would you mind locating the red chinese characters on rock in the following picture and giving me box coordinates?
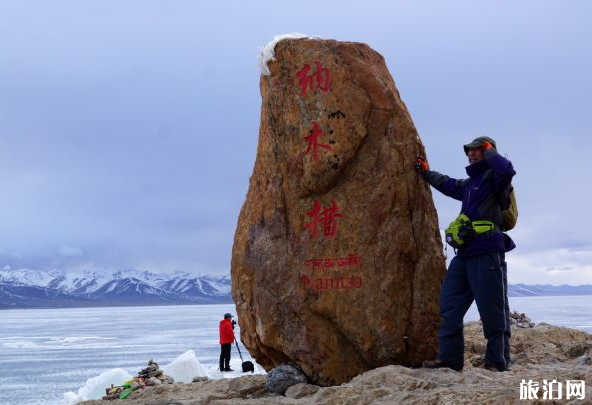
[305,200,343,239]
[296,60,354,293]
[296,61,332,96]
[304,122,332,161]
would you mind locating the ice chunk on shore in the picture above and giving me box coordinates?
[63,368,132,404]
[61,350,260,404]
[163,349,207,383]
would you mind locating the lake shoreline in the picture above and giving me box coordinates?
[77,322,592,405]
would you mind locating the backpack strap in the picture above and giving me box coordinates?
[483,168,512,209]
[477,168,503,228]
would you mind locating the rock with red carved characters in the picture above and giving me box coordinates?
[231,37,446,386]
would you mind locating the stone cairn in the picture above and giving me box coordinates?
[477,311,535,329]
[139,359,175,385]
[102,359,174,400]
[510,311,535,328]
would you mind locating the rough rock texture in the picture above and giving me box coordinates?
[79,323,592,405]
[285,383,321,399]
[230,38,446,386]
[265,364,308,394]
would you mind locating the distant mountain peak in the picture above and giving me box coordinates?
[0,268,233,309]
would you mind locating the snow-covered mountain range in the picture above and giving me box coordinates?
[507,283,592,297]
[0,268,232,309]
[1,268,591,309]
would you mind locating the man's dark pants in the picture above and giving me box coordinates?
[220,343,231,371]
[437,252,511,371]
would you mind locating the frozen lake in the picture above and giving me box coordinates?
[0,304,252,405]
[1,297,591,405]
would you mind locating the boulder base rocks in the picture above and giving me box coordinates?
[265,363,308,395]
[285,383,321,399]
[231,38,446,385]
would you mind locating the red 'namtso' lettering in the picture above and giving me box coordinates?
[303,254,362,269]
[301,276,363,291]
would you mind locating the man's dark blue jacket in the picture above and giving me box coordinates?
[423,149,516,257]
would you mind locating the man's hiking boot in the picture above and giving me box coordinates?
[422,359,463,372]
[484,363,510,372]
[223,368,234,372]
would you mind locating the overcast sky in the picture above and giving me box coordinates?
[1,1,591,284]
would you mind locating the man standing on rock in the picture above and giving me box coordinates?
[415,137,516,372]
[219,313,235,372]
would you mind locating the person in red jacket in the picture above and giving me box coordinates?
[219,313,235,371]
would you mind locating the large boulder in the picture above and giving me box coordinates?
[231,37,446,386]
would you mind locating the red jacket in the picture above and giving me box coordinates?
[219,319,235,344]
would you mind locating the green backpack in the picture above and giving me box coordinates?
[445,214,495,249]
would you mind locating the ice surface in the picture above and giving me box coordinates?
[2,336,115,349]
[2,304,261,405]
[205,357,266,379]
[62,368,132,404]
[257,33,311,75]
[162,349,208,383]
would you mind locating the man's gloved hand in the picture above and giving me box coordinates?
[415,156,429,173]
[481,140,494,151]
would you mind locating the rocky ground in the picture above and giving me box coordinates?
[79,322,592,405]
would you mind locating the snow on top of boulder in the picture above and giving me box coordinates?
[257,33,312,75]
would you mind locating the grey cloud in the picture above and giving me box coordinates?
[58,245,83,257]
[545,266,573,273]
